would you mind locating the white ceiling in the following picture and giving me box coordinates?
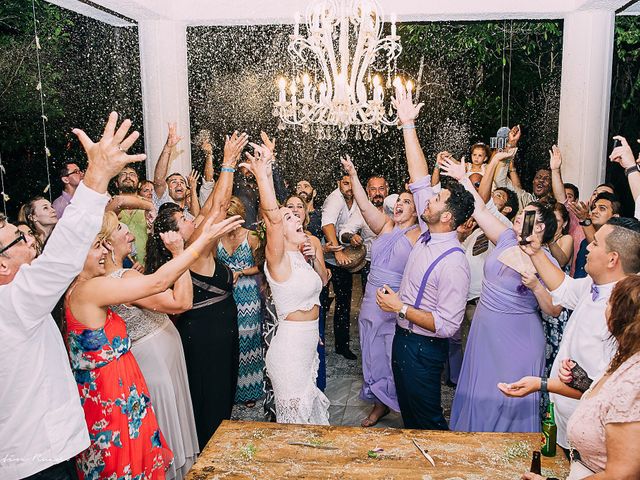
[47,0,639,26]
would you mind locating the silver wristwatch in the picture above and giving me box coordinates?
[398,304,409,319]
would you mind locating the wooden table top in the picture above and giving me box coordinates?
[186,420,570,479]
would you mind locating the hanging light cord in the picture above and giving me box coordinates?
[506,20,514,127]
[500,20,507,127]
[31,0,53,202]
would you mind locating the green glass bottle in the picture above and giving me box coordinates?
[541,402,557,457]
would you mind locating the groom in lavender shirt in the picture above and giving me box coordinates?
[376,87,474,429]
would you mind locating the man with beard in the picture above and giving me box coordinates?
[52,162,84,218]
[339,174,389,290]
[375,86,474,430]
[322,174,360,360]
[151,122,197,220]
[109,166,153,266]
[296,179,322,239]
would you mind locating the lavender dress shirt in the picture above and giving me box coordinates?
[397,175,470,338]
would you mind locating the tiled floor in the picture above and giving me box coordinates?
[232,277,454,428]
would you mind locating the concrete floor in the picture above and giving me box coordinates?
[231,276,455,428]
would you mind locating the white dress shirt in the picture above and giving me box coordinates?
[548,276,618,448]
[462,200,512,301]
[321,188,358,266]
[0,182,108,479]
[152,189,194,221]
[338,207,377,262]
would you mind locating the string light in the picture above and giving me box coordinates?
[31,0,53,201]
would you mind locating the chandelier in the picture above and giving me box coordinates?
[273,0,409,141]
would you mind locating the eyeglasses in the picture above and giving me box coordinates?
[0,230,27,256]
[64,169,83,177]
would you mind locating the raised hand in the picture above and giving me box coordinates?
[609,135,637,169]
[549,145,562,171]
[201,139,213,156]
[166,122,182,148]
[493,147,518,163]
[435,151,452,167]
[440,156,466,181]
[200,215,244,242]
[223,131,249,166]
[391,85,424,126]
[160,230,185,256]
[350,234,363,247]
[518,228,543,257]
[240,142,274,178]
[73,111,146,194]
[340,155,357,177]
[260,131,276,155]
[188,169,201,191]
[566,200,590,222]
[508,124,521,146]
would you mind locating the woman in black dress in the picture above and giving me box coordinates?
[146,131,248,449]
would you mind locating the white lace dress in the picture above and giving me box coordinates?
[264,252,330,425]
[110,269,199,480]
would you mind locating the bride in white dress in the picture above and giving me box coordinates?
[241,137,330,425]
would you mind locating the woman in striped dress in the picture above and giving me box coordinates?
[217,196,264,406]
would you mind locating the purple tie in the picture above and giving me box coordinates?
[419,230,432,245]
[590,284,599,301]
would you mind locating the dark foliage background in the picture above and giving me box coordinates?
[1,0,639,216]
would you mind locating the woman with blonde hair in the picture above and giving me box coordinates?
[18,196,58,252]
[102,211,199,480]
[217,195,264,407]
[65,210,242,479]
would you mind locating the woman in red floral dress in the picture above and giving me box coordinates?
[65,212,243,479]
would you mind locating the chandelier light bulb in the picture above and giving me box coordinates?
[406,79,414,96]
[373,74,381,87]
[302,73,311,86]
[392,76,403,90]
[391,13,397,37]
[290,80,297,96]
[278,77,287,103]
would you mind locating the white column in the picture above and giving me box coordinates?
[557,10,615,199]
[138,20,192,180]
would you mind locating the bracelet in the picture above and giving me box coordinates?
[221,166,235,173]
[402,124,416,130]
[186,248,200,260]
[540,377,548,394]
[625,164,640,177]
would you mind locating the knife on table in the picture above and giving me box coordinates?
[412,438,436,467]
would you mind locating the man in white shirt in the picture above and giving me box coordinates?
[0,112,146,480]
[499,216,640,454]
[322,175,359,360]
[151,122,196,220]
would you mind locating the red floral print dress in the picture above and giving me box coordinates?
[65,307,173,479]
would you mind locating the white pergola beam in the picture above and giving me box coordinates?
[557,9,616,198]
[138,21,192,180]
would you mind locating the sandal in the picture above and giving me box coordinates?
[360,406,390,427]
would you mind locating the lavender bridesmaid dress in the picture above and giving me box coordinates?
[359,225,417,411]
[450,229,558,432]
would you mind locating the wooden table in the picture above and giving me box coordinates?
[186,421,569,479]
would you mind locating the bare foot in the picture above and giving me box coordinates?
[361,404,390,427]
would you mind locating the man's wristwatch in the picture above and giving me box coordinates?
[540,377,548,394]
[579,218,592,227]
[398,304,409,319]
[625,164,640,177]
